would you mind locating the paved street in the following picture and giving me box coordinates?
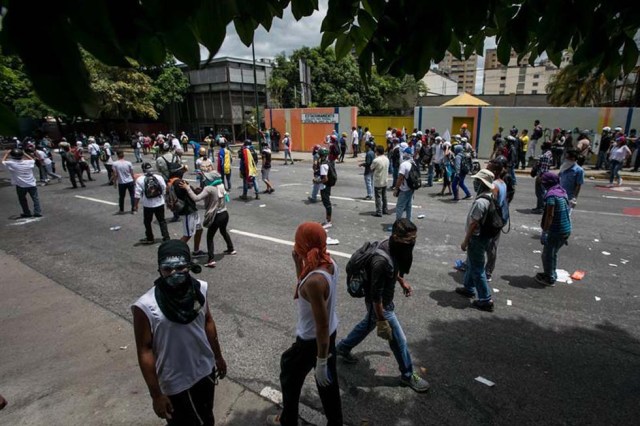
[2,150,640,425]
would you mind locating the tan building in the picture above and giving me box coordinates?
[483,48,558,95]
[438,51,478,94]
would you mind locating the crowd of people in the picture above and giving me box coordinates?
[0,118,631,425]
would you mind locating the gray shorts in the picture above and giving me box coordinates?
[261,168,270,180]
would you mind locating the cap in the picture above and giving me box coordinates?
[142,162,153,171]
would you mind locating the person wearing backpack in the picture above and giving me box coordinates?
[535,172,572,287]
[336,219,429,393]
[485,158,511,282]
[100,142,115,183]
[455,169,497,312]
[452,144,472,201]
[62,144,85,189]
[394,144,419,221]
[88,137,101,173]
[316,147,336,228]
[134,162,170,244]
[217,139,233,191]
[359,140,375,200]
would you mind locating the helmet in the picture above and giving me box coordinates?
[461,123,467,129]
[312,144,321,154]
[199,147,207,156]
[330,134,337,141]
[317,147,329,157]
[243,139,252,146]
[285,132,290,137]
[76,141,83,146]
[435,136,443,141]
[162,142,170,151]
[602,126,611,132]
[491,155,508,168]
[9,148,24,159]
[461,137,468,143]
[506,135,516,142]
[341,132,347,137]
[614,126,623,132]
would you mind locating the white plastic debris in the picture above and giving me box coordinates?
[534,265,540,269]
[602,251,611,256]
[259,204,266,208]
[119,345,128,350]
[594,239,600,242]
[555,269,571,283]
[595,296,601,301]
[326,237,340,245]
[506,300,512,306]
[609,264,618,267]
[533,250,542,254]
[417,214,425,219]
[110,226,121,231]
[475,376,495,387]
[493,288,500,293]
[620,259,629,264]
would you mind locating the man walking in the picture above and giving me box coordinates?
[62,144,86,188]
[394,144,416,221]
[531,142,554,214]
[112,150,136,214]
[559,150,584,212]
[370,145,390,217]
[317,147,334,228]
[88,137,101,173]
[283,132,293,165]
[2,148,42,218]
[336,219,429,393]
[239,140,260,200]
[132,240,226,425]
[134,162,170,244]
[351,126,359,157]
[359,141,375,200]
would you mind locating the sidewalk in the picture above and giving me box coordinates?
[0,250,278,426]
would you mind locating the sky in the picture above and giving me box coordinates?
[209,1,496,94]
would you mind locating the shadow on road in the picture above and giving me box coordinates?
[501,274,545,290]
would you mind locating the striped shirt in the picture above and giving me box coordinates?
[545,195,572,235]
[537,151,553,176]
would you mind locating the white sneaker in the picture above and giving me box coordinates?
[618,178,623,186]
[321,222,332,229]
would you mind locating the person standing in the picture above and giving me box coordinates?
[351,126,359,158]
[62,145,86,188]
[133,133,143,163]
[35,146,61,184]
[360,141,375,200]
[595,127,612,170]
[336,219,429,392]
[519,129,529,169]
[452,145,472,201]
[134,162,170,244]
[132,240,226,425]
[217,139,232,191]
[112,150,136,214]
[338,132,347,163]
[283,132,293,165]
[528,119,543,159]
[88,137,101,173]
[485,158,511,282]
[317,147,334,228]
[261,143,275,194]
[266,222,343,426]
[370,145,390,217]
[239,140,260,200]
[101,142,115,183]
[455,169,496,312]
[559,150,584,212]
[491,127,505,159]
[394,144,416,221]
[608,136,631,186]
[2,148,42,218]
[75,141,94,182]
[531,142,554,214]
[535,172,572,287]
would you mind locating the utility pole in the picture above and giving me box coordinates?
[252,39,260,142]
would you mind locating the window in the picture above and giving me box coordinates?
[532,82,539,87]
[532,90,538,94]
[499,83,505,88]
[533,74,540,79]
[500,76,506,80]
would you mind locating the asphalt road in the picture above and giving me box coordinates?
[1,153,640,425]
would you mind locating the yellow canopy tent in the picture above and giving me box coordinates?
[440,93,490,107]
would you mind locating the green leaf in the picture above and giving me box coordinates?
[349,26,367,55]
[193,0,227,57]
[291,0,318,20]
[447,32,462,60]
[622,37,639,75]
[357,9,377,39]
[0,103,19,135]
[233,17,258,47]
[320,31,338,50]
[334,32,352,60]
[496,36,511,65]
[163,23,201,69]
[137,36,167,67]
[362,0,385,18]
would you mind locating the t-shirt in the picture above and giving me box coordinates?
[559,164,584,200]
[545,195,572,235]
[134,173,166,208]
[262,150,272,169]
[366,240,397,307]
[599,135,612,153]
[364,149,375,174]
[466,195,491,236]
[36,150,51,166]
[112,160,134,184]
[320,163,329,190]
[371,155,390,188]
[398,159,413,192]
[2,159,36,188]
[352,130,359,144]
[520,135,529,152]
[89,143,100,156]
[610,145,631,162]
[171,138,182,152]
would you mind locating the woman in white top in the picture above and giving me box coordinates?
[608,136,632,186]
[267,222,343,426]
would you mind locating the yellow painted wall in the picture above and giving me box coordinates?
[358,116,414,142]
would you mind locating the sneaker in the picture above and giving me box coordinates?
[307,197,317,203]
[534,273,556,287]
[139,238,154,245]
[472,300,495,312]
[162,237,170,242]
[486,274,492,282]
[455,287,475,298]
[266,415,281,425]
[20,213,33,218]
[618,178,623,186]
[321,222,332,229]
[33,213,42,218]
[400,373,430,393]
[372,213,383,217]
[223,249,237,255]
[205,260,217,268]
[255,194,260,200]
[462,195,472,200]
[336,346,358,364]
[192,250,207,257]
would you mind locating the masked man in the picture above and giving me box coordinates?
[132,240,227,425]
[336,219,430,393]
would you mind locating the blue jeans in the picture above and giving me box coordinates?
[392,166,399,188]
[338,303,414,377]
[310,182,320,200]
[463,235,492,302]
[134,148,142,162]
[395,190,413,221]
[609,159,623,184]
[427,164,434,186]
[242,176,260,196]
[535,178,545,210]
[509,165,517,185]
[596,151,608,169]
[542,232,570,282]
[284,150,292,164]
[364,173,373,197]
[452,172,471,199]
[16,186,41,216]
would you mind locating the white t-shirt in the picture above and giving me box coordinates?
[171,138,182,153]
[2,159,36,187]
[134,173,166,208]
[320,163,329,190]
[364,131,371,142]
[352,130,359,145]
[36,150,51,166]
[111,160,134,184]
[89,143,100,156]
[385,130,392,139]
[610,145,631,162]
[398,159,413,192]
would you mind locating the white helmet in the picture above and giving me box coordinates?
[76,141,83,146]
[602,126,611,132]
[461,137,468,143]
[435,136,443,141]
[615,126,622,132]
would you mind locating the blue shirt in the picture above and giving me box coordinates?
[559,164,584,200]
[545,195,572,235]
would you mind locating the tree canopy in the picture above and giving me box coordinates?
[1,0,639,131]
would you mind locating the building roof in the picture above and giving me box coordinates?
[440,93,490,106]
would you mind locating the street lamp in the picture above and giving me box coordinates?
[252,38,260,143]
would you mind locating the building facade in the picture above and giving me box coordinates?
[165,57,272,142]
[483,48,558,95]
[420,70,458,96]
[437,51,478,94]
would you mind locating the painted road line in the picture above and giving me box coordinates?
[230,229,351,258]
[573,210,640,218]
[6,217,43,226]
[260,386,324,426]
[74,195,118,206]
[279,183,306,187]
[330,195,422,209]
[602,195,640,201]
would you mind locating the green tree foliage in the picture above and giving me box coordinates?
[1,0,639,123]
[269,47,424,115]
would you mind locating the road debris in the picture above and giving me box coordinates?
[533,250,542,254]
[417,214,425,219]
[602,251,611,256]
[259,204,266,208]
[609,264,618,267]
[119,345,128,350]
[506,299,512,306]
[110,226,121,231]
[595,296,601,301]
[475,376,495,387]
[570,270,585,280]
[326,237,340,245]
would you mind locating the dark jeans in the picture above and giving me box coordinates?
[486,232,501,277]
[541,233,570,282]
[634,148,640,171]
[79,161,93,181]
[279,332,343,426]
[143,205,169,241]
[609,159,623,184]
[321,186,332,218]
[518,151,526,169]
[68,165,85,188]
[223,172,231,191]
[242,176,259,196]
[206,211,234,262]
[339,145,346,162]
[596,151,609,170]
[374,186,388,215]
[104,163,113,182]
[167,370,216,426]
[90,154,101,172]
[16,186,41,216]
[535,178,545,210]
[463,235,492,302]
[118,181,135,212]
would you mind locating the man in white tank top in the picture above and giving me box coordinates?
[132,240,227,425]
[267,222,343,425]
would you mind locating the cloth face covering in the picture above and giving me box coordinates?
[389,232,416,275]
[293,222,332,299]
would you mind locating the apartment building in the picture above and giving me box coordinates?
[437,51,478,94]
[483,48,558,95]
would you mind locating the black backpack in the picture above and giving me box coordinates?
[346,241,393,298]
[64,151,77,166]
[163,154,183,179]
[144,174,163,199]
[325,161,337,187]
[405,161,422,190]
[478,194,505,238]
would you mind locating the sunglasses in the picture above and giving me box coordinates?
[159,264,190,274]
